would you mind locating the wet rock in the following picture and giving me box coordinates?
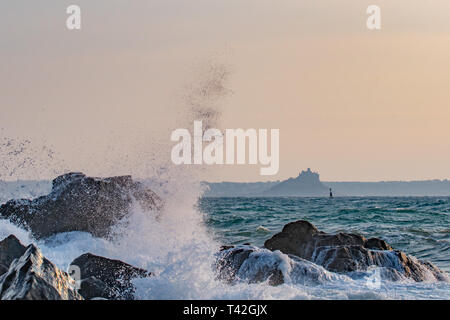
[216,247,254,282]
[215,245,343,286]
[78,276,116,300]
[0,235,27,276]
[0,172,163,239]
[365,238,392,250]
[0,243,83,300]
[219,245,235,252]
[70,253,152,300]
[215,246,284,286]
[264,220,448,282]
[395,251,448,282]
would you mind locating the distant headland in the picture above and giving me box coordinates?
[203,168,450,197]
[264,168,329,196]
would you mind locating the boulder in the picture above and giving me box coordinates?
[215,245,343,286]
[0,235,27,276]
[0,242,83,300]
[70,253,152,300]
[215,246,284,286]
[264,220,448,282]
[0,172,163,239]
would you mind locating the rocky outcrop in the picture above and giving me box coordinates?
[0,240,83,300]
[264,220,448,282]
[215,244,343,286]
[70,253,152,300]
[0,172,163,239]
[215,245,283,286]
[0,235,27,276]
[265,168,329,196]
[0,235,152,300]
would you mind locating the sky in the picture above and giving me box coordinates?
[1,1,450,182]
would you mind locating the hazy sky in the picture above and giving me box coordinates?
[1,1,450,182]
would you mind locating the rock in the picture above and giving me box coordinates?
[70,253,152,300]
[215,246,284,286]
[219,245,235,251]
[395,251,448,282]
[264,220,448,282]
[365,238,392,250]
[215,245,343,286]
[216,246,253,282]
[78,276,116,300]
[0,235,27,276]
[0,172,163,239]
[0,243,83,300]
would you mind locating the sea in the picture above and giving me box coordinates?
[0,181,449,300]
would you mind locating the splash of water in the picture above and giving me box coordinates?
[0,132,67,181]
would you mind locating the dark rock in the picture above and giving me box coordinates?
[263,220,390,265]
[0,172,163,239]
[365,238,392,250]
[394,251,448,282]
[312,245,402,274]
[264,220,448,282]
[0,244,83,300]
[70,253,152,300]
[264,220,323,259]
[215,247,253,283]
[0,235,27,276]
[219,245,235,252]
[214,246,284,286]
[78,276,116,300]
[215,245,343,286]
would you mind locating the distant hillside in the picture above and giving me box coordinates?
[203,169,450,197]
[325,180,450,197]
[3,174,450,201]
[203,181,279,197]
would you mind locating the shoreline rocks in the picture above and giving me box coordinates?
[0,235,153,300]
[0,239,83,300]
[215,220,449,286]
[215,244,346,286]
[70,253,152,300]
[0,235,27,276]
[0,172,163,239]
[264,220,448,282]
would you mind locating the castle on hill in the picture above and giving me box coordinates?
[264,168,329,196]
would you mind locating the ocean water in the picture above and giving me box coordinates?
[1,182,449,300]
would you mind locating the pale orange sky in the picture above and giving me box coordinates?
[1,1,450,182]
